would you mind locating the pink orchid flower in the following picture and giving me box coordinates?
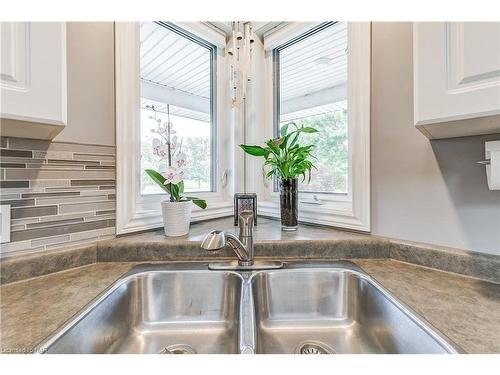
[174,152,188,169]
[162,166,182,185]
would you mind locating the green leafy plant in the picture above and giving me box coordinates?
[145,169,207,209]
[240,122,318,182]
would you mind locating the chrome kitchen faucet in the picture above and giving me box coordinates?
[201,210,282,270]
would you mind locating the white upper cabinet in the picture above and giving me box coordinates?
[1,22,67,139]
[413,22,500,139]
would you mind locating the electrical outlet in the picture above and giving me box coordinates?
[0,205,11,243]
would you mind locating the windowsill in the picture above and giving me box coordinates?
[118,200,233,235]
[258,200,368,232]
[115,215,372,242]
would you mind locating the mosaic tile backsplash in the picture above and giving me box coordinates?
[0,137,116,257]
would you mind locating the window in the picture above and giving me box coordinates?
[139,22,215,195]
[274,22,348,194]
[116,22,369,234]
[257,22,370,231]
[116,22,232,234]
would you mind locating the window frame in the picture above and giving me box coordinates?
[116,22,371,234]
[249,22,371,231]
[116,22,234,235]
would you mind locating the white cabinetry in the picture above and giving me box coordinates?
[413,22,500,139]
[1,22,67,139]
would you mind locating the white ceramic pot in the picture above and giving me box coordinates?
[161,200,192,237]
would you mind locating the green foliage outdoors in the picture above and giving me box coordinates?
[291,110,348,193]
[241,109,348,193]
[183,138,210,189]
[141,137,210,193]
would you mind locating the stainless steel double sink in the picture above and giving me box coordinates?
[38,262,462,354]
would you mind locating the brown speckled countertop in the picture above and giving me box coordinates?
[0,263,134,354]
[1,259,499,354]
[354,260,500,354]
[112,217,374,242]
[3,217,499,285]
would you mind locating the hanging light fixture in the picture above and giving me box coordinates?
[228,21,255,108]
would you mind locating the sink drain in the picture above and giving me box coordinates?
[295,341,335,355]
[158,344,196,354]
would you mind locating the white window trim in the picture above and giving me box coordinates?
[247,22,371,232]
[115,22,234,235]
[263,22,322,51]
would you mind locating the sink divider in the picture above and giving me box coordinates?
[238,272,257,354]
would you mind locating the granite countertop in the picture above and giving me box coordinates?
[1,259,499,354]
[355,260,500,354]
[94,217,389,263]
[113,217,374,243]
[94,217,500,283]
[3,217,498,285]
[0,263,135,354]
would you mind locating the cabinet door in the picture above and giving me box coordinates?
[414,22,500,139]
[1,22,66,139]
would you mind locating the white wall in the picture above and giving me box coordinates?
[55,22,115,146]
[371,22,500,255]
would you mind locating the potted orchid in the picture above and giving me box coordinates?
[144,105,207,237]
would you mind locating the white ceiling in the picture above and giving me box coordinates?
[140,22,211,100]
[140,22,347,118]
[281,100,347,123]
[140,98,210,122]
[206,21,287,37]
[280,22,348,104]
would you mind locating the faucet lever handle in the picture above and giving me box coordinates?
[238,210,254,237]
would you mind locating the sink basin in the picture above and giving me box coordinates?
[41,265,242,353]
[39,262,460,354]
[251,266,459,354]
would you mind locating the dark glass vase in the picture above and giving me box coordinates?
[279,178,298,231]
